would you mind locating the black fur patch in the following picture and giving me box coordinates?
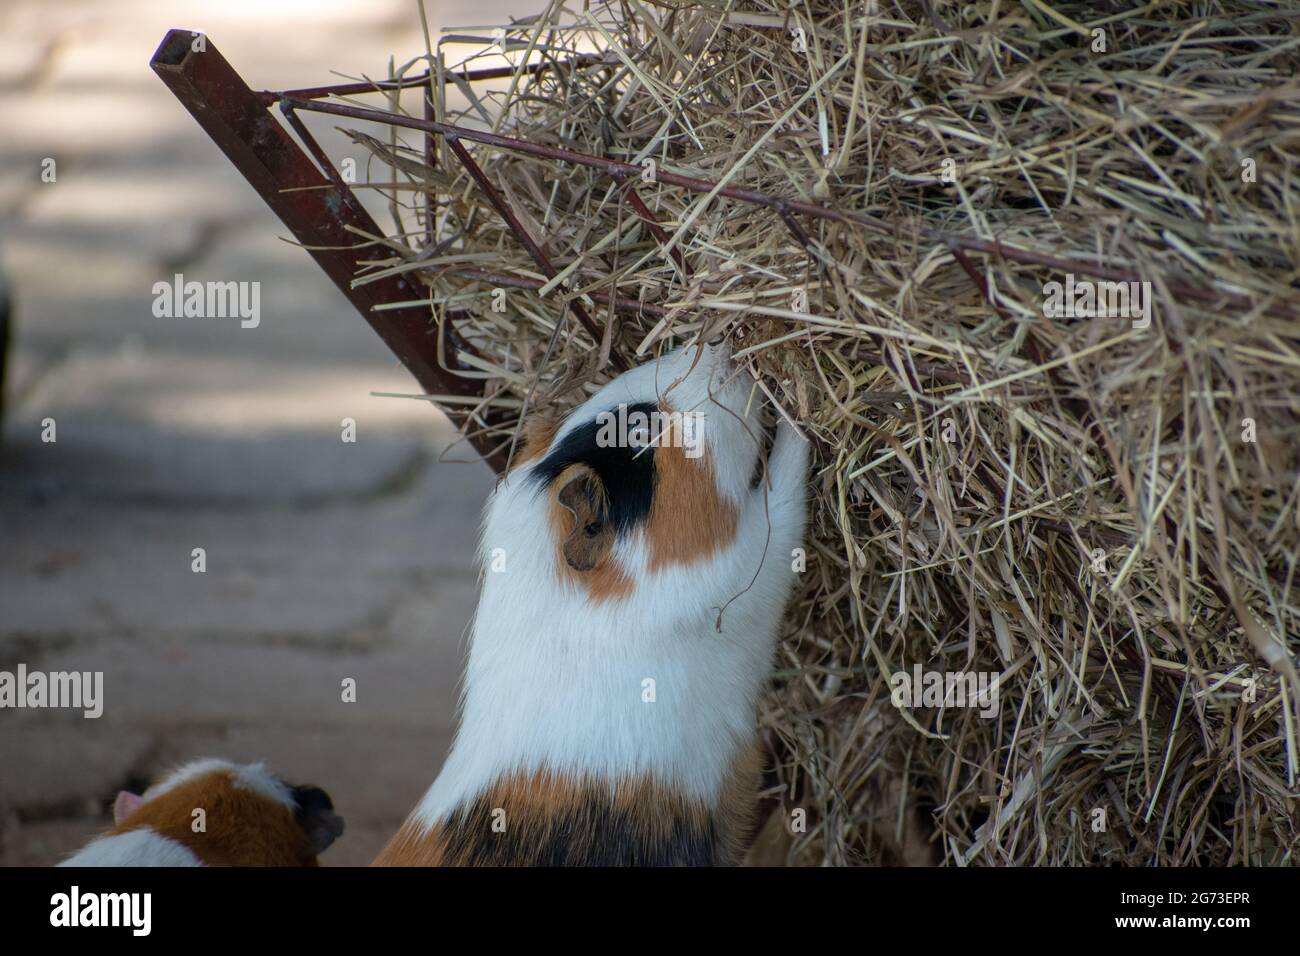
[290,783,345,854]
[290,784,334,820]
[529,402,657,535]
[438,788,720,866]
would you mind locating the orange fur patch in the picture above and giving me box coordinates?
[375,752,761,867]
[717,739,763,859]
[111,771,318,867]
[372,817,448,867]
[508,413,559,471]
[646,407,738,571]
[547,465,635,603]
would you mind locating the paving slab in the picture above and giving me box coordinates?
[0,720,155,815]
[0,624,466,752]
[0,571,475,864]
[20,170,260,261]
[0,0,527,870]
[0,819,106,868]
[0,454,489,641]
[1,346,461,502]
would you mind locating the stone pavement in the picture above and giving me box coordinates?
[0,0,524,865]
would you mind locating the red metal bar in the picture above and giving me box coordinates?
[279,94,895,236]
[423,88,437,248]
[149,29,510,472]
[616,176,690,277]
[152,25,1297,485]
[279,94,1296,322]
[443,133,629,372]
[952,246,1013,325]
[775,204,829,280]
[269,52,611,102]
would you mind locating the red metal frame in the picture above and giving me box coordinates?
[150,30,513,469]
[150,28,1292,474]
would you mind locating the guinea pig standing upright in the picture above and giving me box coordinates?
[377,342,809,866]
[59,759,344,866]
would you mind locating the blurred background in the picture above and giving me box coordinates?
[0,0,524,865]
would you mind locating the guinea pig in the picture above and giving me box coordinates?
[58,758,344,867]
[376,341,809,866]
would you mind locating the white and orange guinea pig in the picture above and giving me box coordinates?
[376,342,809,866]
[58,759,344,867]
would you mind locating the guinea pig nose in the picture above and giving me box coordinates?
[291,785,334,813]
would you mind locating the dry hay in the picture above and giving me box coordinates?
[338,0,1300,864]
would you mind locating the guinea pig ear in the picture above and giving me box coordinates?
[556,465,614,572]
[113,790,145,824]
[291,785,345,855]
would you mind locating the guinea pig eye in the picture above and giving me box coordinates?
[584,521,602,537]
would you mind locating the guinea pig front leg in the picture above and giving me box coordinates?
[725,419,811,609]
[761,418,811,578]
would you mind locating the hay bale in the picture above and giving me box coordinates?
[348,0,1300,864]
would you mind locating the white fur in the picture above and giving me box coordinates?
[58,829,203,867]
[413,344,809,827]
[142,758,295,812]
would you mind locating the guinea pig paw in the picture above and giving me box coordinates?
[766,419,811,491]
